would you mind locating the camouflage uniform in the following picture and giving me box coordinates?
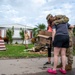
[46,14,69,25]
[53,15,69,25]
[66,28,73,64]
[53,15,73,65]
[53,15,73,70]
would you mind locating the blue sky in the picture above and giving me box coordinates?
[0,0,75,27]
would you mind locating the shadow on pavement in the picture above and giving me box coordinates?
[26,68,75,75]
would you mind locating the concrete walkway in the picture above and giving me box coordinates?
[0,57,75,75]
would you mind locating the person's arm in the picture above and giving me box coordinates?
[52,25,56,42]
[67,23,75,29]
[69,25,75,29]
[52,29,56,42]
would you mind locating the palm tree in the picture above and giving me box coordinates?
[31,23,46,44]
[36,23,46,31]
[32,23,46,38]
[32,28,38,38]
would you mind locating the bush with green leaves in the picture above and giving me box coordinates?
[19,28,24,42]
[6,26,14,44]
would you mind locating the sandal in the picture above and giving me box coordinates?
[47,68,57,74]
[59,68,67,74]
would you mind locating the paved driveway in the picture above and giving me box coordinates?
[26,68,75,75]
[0,57,75,75]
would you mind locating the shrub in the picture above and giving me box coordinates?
[3,37,9,44]
[15,41,18,44]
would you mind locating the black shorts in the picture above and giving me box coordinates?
[53,35,69,48]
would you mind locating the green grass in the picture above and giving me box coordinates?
[0,44,47,59]
[1,44,74,59]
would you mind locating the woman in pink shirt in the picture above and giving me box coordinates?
[43,20,52,66]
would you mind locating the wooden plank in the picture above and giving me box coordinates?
[37,34,50,39]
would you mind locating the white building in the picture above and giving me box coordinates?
[0,24,34,44]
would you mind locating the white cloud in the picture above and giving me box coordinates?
[30,0,46,9]
[42,10,51,15]
[47,0,55,2]
[6,9,18,15]
[62,3,73,9]
[31,0,46,5]
[0,10,3,12]
[0,4,18,16]
[0,0,75,25]
[11,17,26,23]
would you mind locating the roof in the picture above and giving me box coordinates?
[0,24,34,29]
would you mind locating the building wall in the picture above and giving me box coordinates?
[13,29,21,38]
[0,27,33,44]
[0,30,1,37]
[0,29,5,37]
[2,29,5,37]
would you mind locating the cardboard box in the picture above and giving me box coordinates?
[37,30,52,46]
